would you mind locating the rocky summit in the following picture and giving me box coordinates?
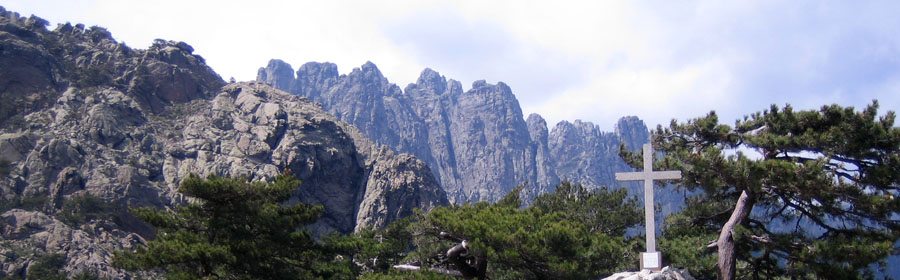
[0,7,447,278]
[258,60,653,203]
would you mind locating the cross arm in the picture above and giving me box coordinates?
[615,170,682,181]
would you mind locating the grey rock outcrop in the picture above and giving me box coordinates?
[164,83,448,235]
[0,7,447,278]
[549,118,647,191]
[601,266,696,280]
[1,209,149,279]
[258,60,652,203]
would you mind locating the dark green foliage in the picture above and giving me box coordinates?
[0,253,107,280]
[69,271,106,280]
[56,195,122,227]
[358,269,456,280]
[406,182,642,279]
[0,159,10,177]
[532,181,642,237]
[658,195,730,279]
[86,26,112,43]
[112,174,353,279]
[328,217,463,279]
[0,95,27,129]
[74,65,113,88]
[24,15,50,31]
[0,103,14,129]
[331,217,415,274]
[635,102,900,279]
[25,253,66,280]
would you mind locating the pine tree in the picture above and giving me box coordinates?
[628,102,900,279]
[404,182,642,279]
[0,158,10,177]
[328,217,416,274]
[113,174,353,279]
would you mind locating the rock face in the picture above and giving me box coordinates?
[161,83,448,235]
[549,117,650,196]
[1,209,149,279]
[0,7,447,278]
[258,60,651,202]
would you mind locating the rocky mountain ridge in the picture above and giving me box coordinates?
[0,7,447,278]
[258,59,652,202]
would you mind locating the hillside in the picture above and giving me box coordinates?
[0,7,447,278]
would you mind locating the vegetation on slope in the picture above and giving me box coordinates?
[112,174,354,279]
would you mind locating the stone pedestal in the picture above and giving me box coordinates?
[640,252,662,271]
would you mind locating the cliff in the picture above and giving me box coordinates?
[258,60,651,203]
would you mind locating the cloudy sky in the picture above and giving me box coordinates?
[5,0,900,130]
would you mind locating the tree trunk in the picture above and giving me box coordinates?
[447,242,487,280]
[716,190,754,280]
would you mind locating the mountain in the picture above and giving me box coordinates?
[258,60,651,203]
[0,7,447,278]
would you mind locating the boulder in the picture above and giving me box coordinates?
[601,267,696,280]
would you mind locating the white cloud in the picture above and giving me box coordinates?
[529,57,736,129]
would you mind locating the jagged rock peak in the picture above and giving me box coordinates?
[552,119,575,130]
[152,39,194,54]
[616,116,647,132]
[526,113,547,127]
[467,80,517,109]
[257,59,295,90]
[406,67,462,98]
[415,68,447,94]
[526,113,549,142]
[267,58,293,70]
[1,6,50,32]
[551,119,607,139]
[471,79,511,90]
[297,61,339,79]
[0,5,224,125]
[615,116,650,151]
[356,61,383,76]
[254,58,652,205]
[343,61,391,87]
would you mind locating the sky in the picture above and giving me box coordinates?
[4,0,900,131]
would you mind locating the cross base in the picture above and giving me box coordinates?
[640,252,662,271]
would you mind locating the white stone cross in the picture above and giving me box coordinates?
[615,143,681,270]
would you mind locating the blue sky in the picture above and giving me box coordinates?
[4,0,900,130]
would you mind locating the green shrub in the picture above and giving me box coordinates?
[0,159,10,177]
[26,253,66,280]
[74,65,113,88]
[405,182,643,279]
[359,269,456,280]
[56,195,120,227]
[5,253,107,280]
[113,175,352,279]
